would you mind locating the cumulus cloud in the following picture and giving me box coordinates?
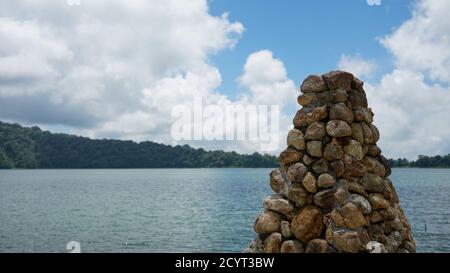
[0,0,297,154]
[337,54,377,79]
[361,0,450,159]
[380,0,450,83]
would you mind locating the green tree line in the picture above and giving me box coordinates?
[0,121,277,169]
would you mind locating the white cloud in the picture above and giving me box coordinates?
[360,0,450,159]
[337,54,376,79]
[238,50,297,110]
[0,0,298,154]
[380,0,450,83]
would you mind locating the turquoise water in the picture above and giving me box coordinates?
[0,168,449,253]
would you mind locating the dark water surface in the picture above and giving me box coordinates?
[0,168,449,252]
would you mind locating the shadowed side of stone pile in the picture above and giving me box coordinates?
[244,70,416,253]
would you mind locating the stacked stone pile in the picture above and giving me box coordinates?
[244,70,415,253]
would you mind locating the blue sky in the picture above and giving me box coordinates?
[209,0,413,97]
[1,0,450,159]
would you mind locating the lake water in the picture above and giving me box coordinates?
[0,168,449,253]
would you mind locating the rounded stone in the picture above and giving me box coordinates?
[311,106,328,122]
[287,129,306,150]
[348,89,368,110]
[270,169,289,197]
[264,232,282,253]
[291,206,324,243]
[303,154,315,165]
[362,123,375,144]
[332,230,361,253]
[354,108,373,123]
[369,193,390,210]
[351,123,365,144]
[322,70,354,90]
[301,75,328,93]
[361,173,385,193]
[344,140,364,161]
[288,184,312,207]
[302,172,317,193]
[264,195,295,217]
[287,162,308,183]
[323,142,344,161]
[305,239,329,253]
[326,120,352,137]
[348,194,372,214]
[331,160,345,178]
[312,159,329,174]
[313,188,336,209]
[361,156,386,177]
[254,211,281,234]
[343,155,367,177]
[305,122,327,140]
[281,221,293,238]
[307,141,323,158]
[298,93,318,106]
[278,148,303,166]
[341,203,367,229]
[317,173,336,188]
[329,103,354,124]
[367,145,382,157]
[280,240,304,253]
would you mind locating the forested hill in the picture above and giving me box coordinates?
[0,121,277,169]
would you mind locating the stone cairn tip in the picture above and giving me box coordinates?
[244,70,416,253]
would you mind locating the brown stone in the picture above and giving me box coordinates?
[330,209,345,227]
[305,239,329,253]
[348,194,372,214]
[287,129,306,150]
[254,211,281,234]
[312,159,329,174]
[370,124,380,143]
[344,140,364,161]
[348,89,368,110]
[323,70,354,90]
[341,203,367,229]
[317,173,336,188]
[362,123,375,144]
[367,145,382,157]
[323,142,344,161]
[302,154,315,165]
[361,173,385,193]
[264,232,282,253]
[331,160,345,178]
[301,75,328,93]
[286,162,308,183]
[288,184,312,207]
[329,103,354,124]
[280,240,304,253]
[334,186,349,206]
[313,188,336,209]
[311,105,328,122]
[352,77,365,92]
[326,120,352,137]
[351,123,364,144]
[291,206,324,243]
[302,172,317,193]
[281,221,293,238]
[278,148,303,166]
[354,108,373,123]
[333,89,348,103]
[332,230,361,253]
[298,93,318,106]
[293,108,309,127]
[369,193,390,210]
[343,155,367,177]
[305,122,327,140]
[361,156,386,177]
[264,195,295,216]
[270,169,289,197]
[369,210,386,224]
[307,141,323,158]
